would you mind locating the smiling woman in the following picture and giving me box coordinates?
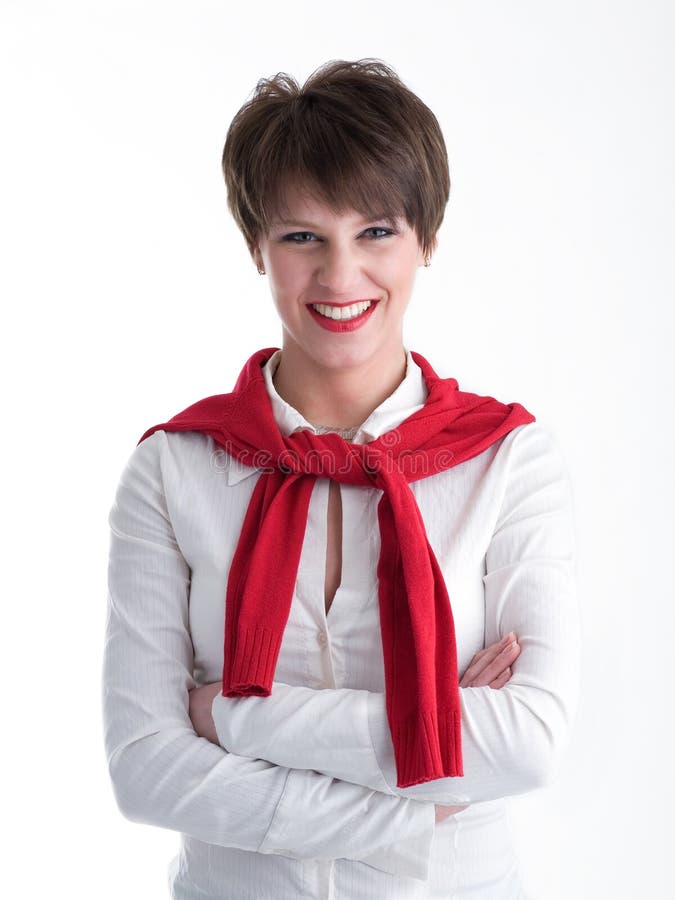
[103,58,580,900]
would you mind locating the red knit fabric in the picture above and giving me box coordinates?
[138,348,536,788]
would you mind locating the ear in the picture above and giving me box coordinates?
[418,233,439,266]
[250,241,263,269]
[250,240,269,276]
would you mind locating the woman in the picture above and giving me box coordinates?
[103,59,580,899]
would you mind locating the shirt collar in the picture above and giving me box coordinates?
[225,348,428,484]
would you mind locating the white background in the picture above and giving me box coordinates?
[1,1,673,897]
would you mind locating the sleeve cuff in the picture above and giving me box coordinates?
[359,800,435,881]
[259,768,435,879]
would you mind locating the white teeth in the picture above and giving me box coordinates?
[312,301,372,320]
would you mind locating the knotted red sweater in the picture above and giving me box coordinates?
[138,348,536,787]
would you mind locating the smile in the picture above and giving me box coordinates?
[307,300,378,333]
[311,301,372,321]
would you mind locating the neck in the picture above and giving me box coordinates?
[272,345,408,430]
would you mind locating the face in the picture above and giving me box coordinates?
[253,183,431,377]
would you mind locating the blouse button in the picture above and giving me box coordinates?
[317,630,328,648]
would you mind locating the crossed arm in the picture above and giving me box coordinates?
[189,634,522,821]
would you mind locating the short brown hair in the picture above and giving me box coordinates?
[222,58,450,260]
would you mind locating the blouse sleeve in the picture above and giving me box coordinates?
[212,422,581,805]
[102,433,435,879]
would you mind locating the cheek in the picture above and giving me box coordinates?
[269,255,307,294]
[387,257,418,293]
[381,240,420,283]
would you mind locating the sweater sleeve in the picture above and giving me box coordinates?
[211,422,581,804]
[102,432,435,879]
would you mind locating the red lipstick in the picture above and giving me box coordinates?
[307,301,378,333]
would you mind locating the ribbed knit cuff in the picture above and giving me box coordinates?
[391,708,463,788]
[223,625,284,696]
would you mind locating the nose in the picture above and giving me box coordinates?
[315,242,363,295]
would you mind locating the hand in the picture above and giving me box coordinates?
[459,631,521,689]
[436,633,521,824]
[188,681,222,744]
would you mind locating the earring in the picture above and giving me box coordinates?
[257,264,266,275]
[424,254,431,267]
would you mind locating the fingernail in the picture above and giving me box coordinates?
[501,632,514,645]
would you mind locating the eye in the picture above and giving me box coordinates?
[282,232,317,243]
[363,227,394,239]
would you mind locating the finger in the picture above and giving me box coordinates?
[478,642,520,686]
[461,641,520,688]
[460,635,518,687]
[459,636,511,685]
[467,645,491,662]
[488,667,512,690]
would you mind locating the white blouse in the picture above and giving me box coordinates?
[103,349,580,900]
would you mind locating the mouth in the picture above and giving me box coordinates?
[307,299,379,333]
[311,300,373,321]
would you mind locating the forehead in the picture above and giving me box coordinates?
[269,180,399,228]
